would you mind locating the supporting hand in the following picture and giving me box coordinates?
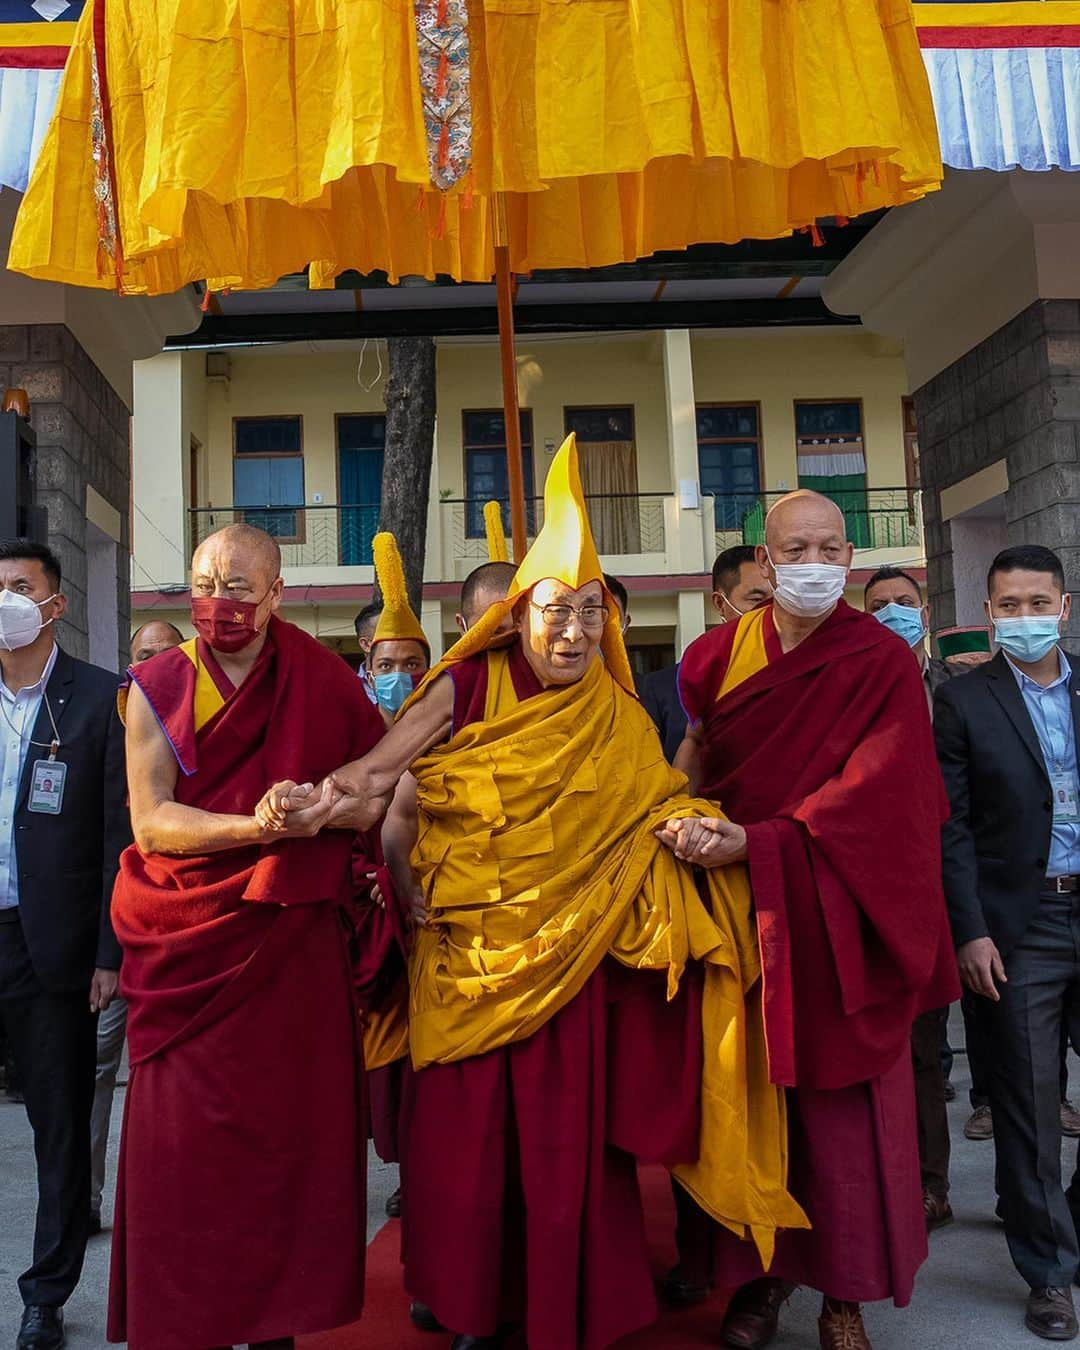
[656,816,748,867]
[957,936,1007,1001]
[90,967,119,1013]
[254,780,318,831]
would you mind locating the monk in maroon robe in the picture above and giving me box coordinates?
[664,492,959,1350]
[108,525,385,1350]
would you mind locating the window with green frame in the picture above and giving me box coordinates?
[794,401,870,547]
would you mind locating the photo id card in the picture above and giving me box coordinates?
[1051,770,1080,825]
[28,759,67,815]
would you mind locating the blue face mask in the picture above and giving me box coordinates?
[373,671,415,713]
[991,605,1064,665]
[873,601,926,648]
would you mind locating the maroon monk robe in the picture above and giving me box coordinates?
[108,618,385,1350]
[678,601,959,1306]
[400,644,705,1350]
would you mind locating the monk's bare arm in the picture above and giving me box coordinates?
[381,773,424,924]
[126,683,321,856]
[325,675,454,830]
[673,724,703,793]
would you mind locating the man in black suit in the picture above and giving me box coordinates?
[0,539,129,1350]
[642,545,773,767]
[865,565,957,1233]
[936,543,1080,1342]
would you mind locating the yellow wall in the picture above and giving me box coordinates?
[186,331,909,513]
[691,330,910,490]
[435,335,672,495]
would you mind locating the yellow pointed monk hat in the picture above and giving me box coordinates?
[483,500,509,564]
[371,532,429,653]
[411,434,635,698]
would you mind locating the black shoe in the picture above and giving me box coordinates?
[449,1338,499,1350]
[385,1186,402,1219]
[88,1211,103,1237]
[1026,1288,1079,1341]
[410,1302,445,1333]
[17,1307,65,1350]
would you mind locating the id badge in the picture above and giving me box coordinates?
[1051,770,1080,825]
[28,759,67,815]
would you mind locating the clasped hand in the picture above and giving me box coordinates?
[253,777,342,837]
[655,816,748,867]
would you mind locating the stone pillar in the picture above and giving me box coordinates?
[661,329,707,575]
[0,323,132,669]
[913,300,1080,642]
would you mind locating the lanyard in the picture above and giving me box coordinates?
[0,686,61,760]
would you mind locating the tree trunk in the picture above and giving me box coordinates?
[377,336,436,614]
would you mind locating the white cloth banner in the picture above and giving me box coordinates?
[923,46,1080,172]
[796,451,867,478]
[0,67,63,193]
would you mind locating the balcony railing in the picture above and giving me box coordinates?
[189,504,381,568]
[189,493,669,574]
[441,495,668,565]
[711,488,923,555]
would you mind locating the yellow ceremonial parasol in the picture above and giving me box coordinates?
[8,0,943,561]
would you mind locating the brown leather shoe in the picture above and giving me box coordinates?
[720,1278,792,1350]
[818,1299,871,1350]
[923,1189,954,1231]
[1062,1101,1080,1138]
[1026,1288,1078,1340]
[964,1104,994,1140]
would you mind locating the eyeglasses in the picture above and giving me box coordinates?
[529,601,610,631]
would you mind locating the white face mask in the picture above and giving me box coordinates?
[766,552,848,619]
[0,590,56,652]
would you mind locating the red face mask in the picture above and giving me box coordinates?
[190,594,268,653]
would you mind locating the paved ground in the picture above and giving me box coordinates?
[0,1013,1075,1348]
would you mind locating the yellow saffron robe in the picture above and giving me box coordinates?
[407,648,807,1263]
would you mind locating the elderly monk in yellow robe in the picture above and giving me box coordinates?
[259,436,806,1350]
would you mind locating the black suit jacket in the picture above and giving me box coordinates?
[640,663,688,765]
[11,646,129,992]
[934,649,1079,957]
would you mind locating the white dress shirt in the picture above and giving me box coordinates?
[0,642,59,907]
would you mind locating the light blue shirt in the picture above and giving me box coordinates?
[1007,648,1080,878]
[0,643,59,908]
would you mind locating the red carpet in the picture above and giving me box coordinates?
[298,1166,730,1349]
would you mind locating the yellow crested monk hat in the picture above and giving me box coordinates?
[371,532,430,655]
[484,499,509,563]
[419,433,635,693]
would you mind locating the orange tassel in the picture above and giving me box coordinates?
[835,214,850,229]
[438,121,450,168]
[433,195,448,240]
[436,0,447,24]
[872,160,882,186]
[810,222,824,248]
[200,285,212,313]
[436,50,448,98]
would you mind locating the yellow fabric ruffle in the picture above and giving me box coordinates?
[9,0,942,293]
[406,648,808,1262]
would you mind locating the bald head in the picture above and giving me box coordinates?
[192,524,282,592]
[190,525,284,647]
[764,490,847,551]
[130,620,184,665]
[457,561,517,633]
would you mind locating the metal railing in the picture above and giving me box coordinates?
[440,495,668,564]
[711,488,922,555]
[189,493,670,573]
[189,504,381,568]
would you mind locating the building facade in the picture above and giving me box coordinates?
[131,326,923,667]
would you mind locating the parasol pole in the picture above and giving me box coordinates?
[493,196,528,563]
